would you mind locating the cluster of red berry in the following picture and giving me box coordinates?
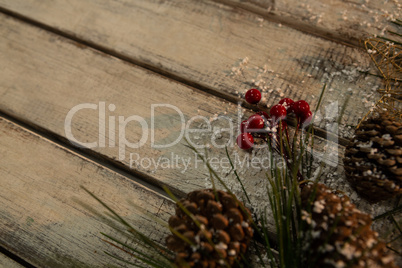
[237,88,312,150]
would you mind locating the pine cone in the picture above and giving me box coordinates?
[166,189,253,267]
[301,183,396,268]
[343,112,402,202]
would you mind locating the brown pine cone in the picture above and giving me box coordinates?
[165,189,254,268]
[343,112,402,202]
[301,183,396,268]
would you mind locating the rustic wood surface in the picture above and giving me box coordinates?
[219,0,401,45]
[0,0,399,266]
[0,13,344,197]
[0,0,384,137]
[0,13,242,196]
[0,117,174,267]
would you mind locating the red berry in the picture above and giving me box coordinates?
[240,120,249,133]
[300,110,313,126]
[278,98,295,111]
[247,114,265,130]
[293,100,310,117]
[245,88,261,104]
[256,111,270,120]
[236,133,254,150]
[270,104,287,120]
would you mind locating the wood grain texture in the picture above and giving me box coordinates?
[219,0,401,45]
[0,13,240,195]
[0,3,396,265]
[0,11,382,241]
[0,117,174,267]
[0,0,383,136]
[0,13,345,199]
[0,252,24,268]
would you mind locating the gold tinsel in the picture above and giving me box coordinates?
[360,31,402,126]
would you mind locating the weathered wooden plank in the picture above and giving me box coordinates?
[0,252,25,268]
[0,117,174,267]
[0,13,351,198]
[218,0,401,45]
[0,0,382,136]
[0,13,242,195]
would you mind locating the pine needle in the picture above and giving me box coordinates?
[373,205,402,220]
[225,146,251,204]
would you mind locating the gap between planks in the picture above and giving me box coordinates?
[0,246,33,268]
[0,110,181,199]
[216,0,401,47]
[0,115,175,267]
[213,0,360,48]
[0,6,349,147]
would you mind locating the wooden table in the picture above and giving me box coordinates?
[0,0,400,267]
